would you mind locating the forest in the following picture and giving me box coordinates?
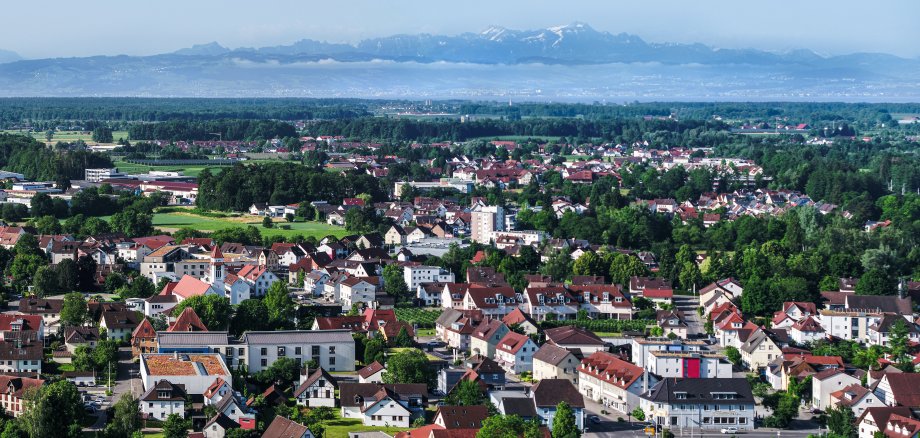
[0,133,112,180]
[127,119,299,141]
[195,163,388,211]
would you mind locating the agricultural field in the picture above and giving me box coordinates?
[111,157,289,177]
[3,130,129,145]
[151,209,349,240]
[394,308,441,328]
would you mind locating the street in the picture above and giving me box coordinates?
[672,295,703,336]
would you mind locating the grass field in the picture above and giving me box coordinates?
[111,157,289,177]
[3,130,129,145]
[322,416,410,438]
[152,210,349,239]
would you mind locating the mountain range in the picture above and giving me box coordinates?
[0,23,917,100]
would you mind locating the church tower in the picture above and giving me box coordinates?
[209,245,225,295]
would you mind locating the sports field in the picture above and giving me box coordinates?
[152,210,349,239]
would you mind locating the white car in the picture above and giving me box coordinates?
[720,427,738,434]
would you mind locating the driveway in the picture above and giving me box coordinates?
[673,295,703,336]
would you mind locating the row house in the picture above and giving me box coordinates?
[523,286,577,322]
[578,351,656,415]
[435,309,484,351]
[570,285,633,320]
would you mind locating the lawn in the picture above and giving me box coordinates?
[322,417,411,438]
[152,210,350,240]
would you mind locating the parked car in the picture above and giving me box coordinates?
[589,415,601,424]
[720,427,738,434]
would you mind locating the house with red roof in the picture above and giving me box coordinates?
[577,351,655,414]
[790,316,825,344]
[132,318,158,357]
[168,275,219,303]
[570,284,632,320]
[0,375,44,417]
[168,307,209,332]
[0,314,44,341]
[236,265,280,297]
[772,301,818,329]
[461,286,522,318]
[522,286,577,322]
[494,331,538,374]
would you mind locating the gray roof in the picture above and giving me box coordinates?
[240,330,354,344]
[156,331,233,347]
[641,378,754,405]
[532,343,575,366]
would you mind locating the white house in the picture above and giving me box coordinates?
[645,351,733,379]
[812,369,862,411]
[295,368,338,407]
[404,265,455,291]
[340,383,427,427]
[140,380,187,421]
[494,332,538,375]
[236,265,280,297]
[639,378,755,432]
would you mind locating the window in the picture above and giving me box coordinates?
[261,359,267,366]
[295,347,302,355]
[260,348,267,355]
[330,357,336,365]
[312,346,320,355]
[278,346,286,356]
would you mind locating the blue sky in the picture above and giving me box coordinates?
[6,0,919,58]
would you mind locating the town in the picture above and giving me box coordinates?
[0,95,915,438]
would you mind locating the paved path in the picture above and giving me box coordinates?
[673,295,703,336]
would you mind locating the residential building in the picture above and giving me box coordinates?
[240,330,356,373]
[532,379,586,431]
[0,375,43,417]
[532,343,579,384]
[140,353,232,395]
[645,351,733,379]
[340,383,428,427]
[738,329,781,372]
[639,378,755,431]
[631,338,707,370]
[812,368,863,411]
[578,351,655,414]
[494,332,538,374]
[857,407,914,438]
[404,265,455,292]
[261,416,314,438]
[544,325,606,356]
[469,319,509,358]
[140,380,187,421]
[295,368,338,407]
[829,384,883,417]
[470,206,504,244]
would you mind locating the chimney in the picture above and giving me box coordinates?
[174,351,179,360]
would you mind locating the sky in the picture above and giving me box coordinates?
[5,0,920,59]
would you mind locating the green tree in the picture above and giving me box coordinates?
[162,413,190,438]
[92,339,120,374]
[32,215,61,235]
[29,194,54,218]
[608,253,650,286]
[383,264,411,303]
[856,268,895,295]
[631,407,645,422]
[106,393,141,438]
[382,349,433,387]
[60,292,87,327]
[264,282,295,326]
[541,250,572,282]
[477,415,542,438]
[230,299,272,336]
[118,276,156,299]
[110,209,153,237]
[572,251,605,278]
[92,127,114,143]
[72,346,94,372]
[254,357,301,388]
[364,337,386,365]
[826,404,856,438]
[56,258,78,292]
[75,255,97,291]
[172,294,232,330]
[888,318,912,370]
[724,346,741,366]
[394,327,414,348]
[445,378,485,406]
[552,401,580,438]
[31,266,60,297]
[262,217,273,228]
[19,380,84,438]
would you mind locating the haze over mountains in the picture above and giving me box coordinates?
[1,23,917,100]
